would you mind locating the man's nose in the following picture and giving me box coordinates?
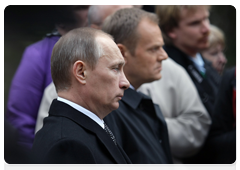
[218,52,227,64]
[202,19,210,33]
[157,48,168,62]
[120,72,130,90]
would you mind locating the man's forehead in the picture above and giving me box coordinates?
[97,35,119,50]
[96,34,112,42]
[97,36,124,61]
[180,6,209,20]
[99,52,125,68]
[136,18,163,44]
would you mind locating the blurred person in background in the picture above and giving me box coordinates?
[88,5,133,29]
[137,6,211,164]
[5,5,90,149]
[201,24,227,75]
[156,5,220,118]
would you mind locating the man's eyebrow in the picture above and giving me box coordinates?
[111,60,125,67]
[148,42,164,49]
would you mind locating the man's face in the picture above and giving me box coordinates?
[86,36,129,116]
[169,6,210,55]
[201,44,227,74]
[124,19,168,88]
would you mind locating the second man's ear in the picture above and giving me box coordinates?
[72,60,87,85]
[167,29,177,39]
[117,44,131,63]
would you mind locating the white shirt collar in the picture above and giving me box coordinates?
[57,97,105,129]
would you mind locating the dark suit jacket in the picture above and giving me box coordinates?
[164,45,220,117]
[104,88,173,164]
[31,99,131,164]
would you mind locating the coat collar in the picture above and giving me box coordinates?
[121,88,152,109]
[49,99,130,164]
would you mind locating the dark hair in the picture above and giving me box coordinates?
[101,8,159,55]
[50,5,90,32]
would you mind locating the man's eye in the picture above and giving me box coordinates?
[190,21,199,26]
[113,67,119,71]
[210,51,219,56]
[150,47,158,52]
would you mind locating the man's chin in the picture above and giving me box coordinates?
[145,75,162,84]
[111,103,120,111]
[153,74,162,81]
[198,43,210,50]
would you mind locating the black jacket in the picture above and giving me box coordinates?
[104,88,173,164]
[31,99,131,164]
[164,45,221,116]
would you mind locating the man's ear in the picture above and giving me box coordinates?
[117,44,131,63]
[72,60,87,85]
[167,29,177,39]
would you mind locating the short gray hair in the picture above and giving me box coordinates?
[51,27,113,91]
[101,8,159,55]
[88,5,102,26]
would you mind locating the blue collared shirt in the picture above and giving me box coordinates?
[189,53,206,74]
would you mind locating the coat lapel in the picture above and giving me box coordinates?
[49,99,130,164]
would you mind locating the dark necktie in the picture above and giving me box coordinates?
[104,122,117,145]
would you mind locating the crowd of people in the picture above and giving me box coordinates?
[5,5,236,164]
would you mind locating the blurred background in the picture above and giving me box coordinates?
[4,5,236,111]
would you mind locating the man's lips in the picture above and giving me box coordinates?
[116,94,124,100]
[155,65,162,71]
[200,36,209,42]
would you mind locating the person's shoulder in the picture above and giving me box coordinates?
[25,35,60,51]
[163,58,186,72]
[223,67,236,79]
[105,101,131,121]
[37,115,94,142]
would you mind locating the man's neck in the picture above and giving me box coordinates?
[58,90,105,120]
[173,43,198,58]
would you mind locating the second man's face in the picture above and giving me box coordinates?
[124,19,168,87]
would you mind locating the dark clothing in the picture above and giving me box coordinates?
[4,120,33,164]
[184,68,238,170]
[31,99,131,164]
[104,88,173,164]
[211,67,236,135]
[164,45,221,117]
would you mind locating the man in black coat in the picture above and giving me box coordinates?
[31,27,131,164]
[156,5,220,117]
[102,8,173,164]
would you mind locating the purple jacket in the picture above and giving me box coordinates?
[6,35,60,149]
